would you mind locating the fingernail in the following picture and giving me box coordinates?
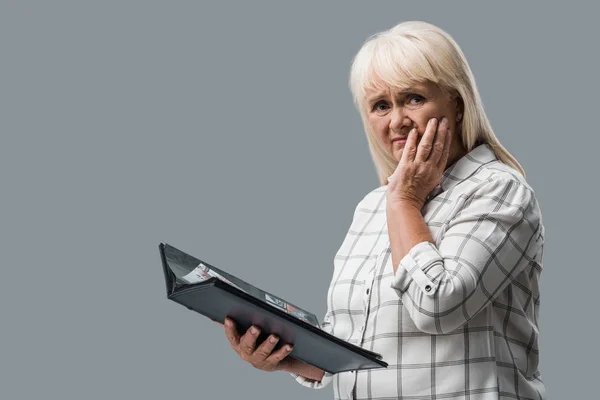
[224,319,231,327]
[250,327,258,335]
[269,336,278,343]
[441,117,448,126]
[431,118,438,126]
[286,346,292,352]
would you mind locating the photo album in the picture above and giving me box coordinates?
[159,242,388,374]
[174,249,321,328]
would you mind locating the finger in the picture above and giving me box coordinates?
[224,318,241,349]
[431,117,448,165]
[253,334,280,361]
[239,325,260,357]
[265,343,294,365]
[401,128,419,163]
[438,126,452,169]
[416,118,438,161]
[387,173,395,185]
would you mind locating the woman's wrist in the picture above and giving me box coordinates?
[280,357,326,382]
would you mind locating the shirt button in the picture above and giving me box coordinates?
[425,285,432,292]
[366,288,370,295]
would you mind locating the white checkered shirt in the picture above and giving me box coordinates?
[290,144,546,400]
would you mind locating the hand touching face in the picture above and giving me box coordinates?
[365,80,462,163]
[386,116,451,208]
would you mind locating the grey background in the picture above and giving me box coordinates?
[1,2,597,399]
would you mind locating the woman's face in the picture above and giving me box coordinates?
[365,81,464,163]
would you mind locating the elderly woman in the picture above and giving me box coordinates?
[224,20,546,400]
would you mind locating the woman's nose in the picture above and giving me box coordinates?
[389,107,409,132]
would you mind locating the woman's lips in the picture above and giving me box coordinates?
[392,138,407,146]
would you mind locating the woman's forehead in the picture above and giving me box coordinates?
[365,81,431,97]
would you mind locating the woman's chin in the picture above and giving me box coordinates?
[393,148,404,162]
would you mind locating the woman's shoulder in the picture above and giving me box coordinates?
[460,160,545,239]
[345,184,388,220]
[359,184,388,207]
[455,161,542,220]
[473,160,536,196]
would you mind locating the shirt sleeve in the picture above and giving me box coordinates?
[289,314,335,389]
[290,370,335,389]
[390,177,544,334]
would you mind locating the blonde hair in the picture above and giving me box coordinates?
[348,21,525,186]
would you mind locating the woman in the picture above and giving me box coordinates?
[223,20,546,399]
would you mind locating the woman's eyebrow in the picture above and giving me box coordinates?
[367,87,420,104]
[367,93,387,104]
[396,86,421,95]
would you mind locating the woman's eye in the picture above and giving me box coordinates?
[373,102,389,112]
[407,94,424,105]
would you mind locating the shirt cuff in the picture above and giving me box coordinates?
[290,371,334,389]
[391,241,442,296]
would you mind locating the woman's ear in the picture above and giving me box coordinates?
[454,96,464,122]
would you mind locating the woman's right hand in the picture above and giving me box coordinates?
[224,317,294,372]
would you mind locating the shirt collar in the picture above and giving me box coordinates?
[427,143,498,199]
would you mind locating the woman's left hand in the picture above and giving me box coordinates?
[386,117,451,209]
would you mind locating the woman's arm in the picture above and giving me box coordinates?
[387,177,544,334]
[279,358,325,382]
[285,315,337,389]
[221,318,333,388]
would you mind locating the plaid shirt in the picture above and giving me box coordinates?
[291,144,546,400]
